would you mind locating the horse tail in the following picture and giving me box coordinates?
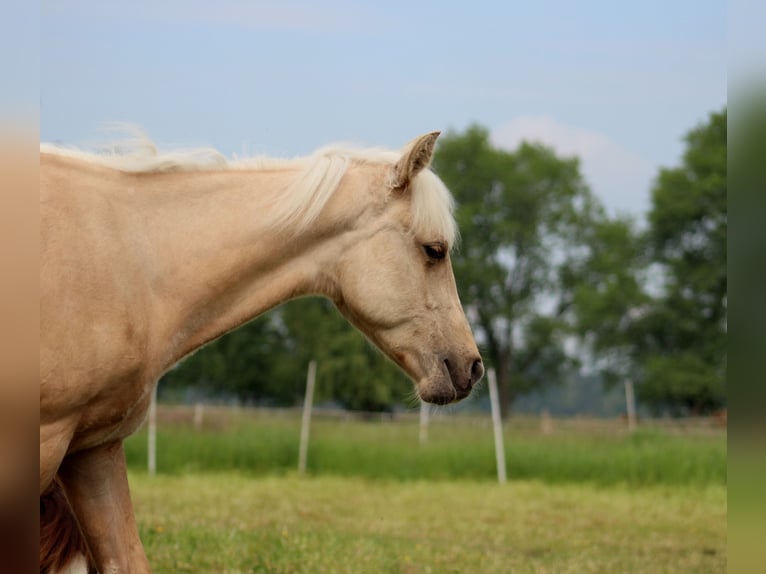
[40,477,92,574]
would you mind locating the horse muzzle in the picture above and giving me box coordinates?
[417,352,484,405]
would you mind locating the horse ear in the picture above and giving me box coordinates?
[392,131,440,190]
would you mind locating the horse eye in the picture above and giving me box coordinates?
[423,243,446,261]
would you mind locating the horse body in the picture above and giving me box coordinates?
[40,132,482,572]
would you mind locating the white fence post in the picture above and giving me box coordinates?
[148,385,157,476]
[419,400,430,446]
[624,379,637,432]
[487,368,507,484]
[193,401,204,431]
[298,360,317,475]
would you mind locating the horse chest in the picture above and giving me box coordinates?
[69,378,155,453]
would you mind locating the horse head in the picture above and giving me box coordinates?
[330,133,484,405]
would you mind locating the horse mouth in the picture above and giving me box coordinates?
[419,385,458,405]
[418,383,472,405]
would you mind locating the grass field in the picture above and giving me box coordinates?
[125,406,727,573]
[125,406,726,486]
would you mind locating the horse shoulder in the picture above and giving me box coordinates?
[40,156,158,446]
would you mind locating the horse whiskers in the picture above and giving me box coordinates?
[404,388,423,409]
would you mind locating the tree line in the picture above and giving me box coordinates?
[161,109,726,418]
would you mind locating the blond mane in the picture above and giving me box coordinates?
[41,130,457,246]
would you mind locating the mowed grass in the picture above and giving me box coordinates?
[123,408,726,572]
[130,473,726,573]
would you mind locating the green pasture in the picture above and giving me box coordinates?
[125,407,726,487]
[130,474,725,573]
[124,407,726,573]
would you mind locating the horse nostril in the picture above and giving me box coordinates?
[470,359,484,385]
[445,357,483,392]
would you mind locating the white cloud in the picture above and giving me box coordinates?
[491,116,656,218]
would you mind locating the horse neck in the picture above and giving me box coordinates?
[132,166,370,371]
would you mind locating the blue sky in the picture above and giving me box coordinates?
[40,1,726,218]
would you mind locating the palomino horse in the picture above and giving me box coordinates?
[40,130,483,573]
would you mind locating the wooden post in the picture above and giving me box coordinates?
[193,401,204,431]
[298,360,317,475]
[624,379,637,432]
[540,409,554,435]
[419,400,430,446]
[148,385,157,476]
[487,368,507,484]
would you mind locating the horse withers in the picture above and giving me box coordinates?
[39,130,483,573]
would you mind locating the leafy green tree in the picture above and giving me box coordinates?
[572,109,727,415]
[162,296,411,411]
[636,109,727,413]
[570,216,649,387]
[160,314,301,404]
[433,125,604,417]
[280,298,411,412]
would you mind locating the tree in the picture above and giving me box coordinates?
[637,109,727,413]
[279,298,411,412]
[160,313,301,405]
[432,125,604,417]
[572,109,727,415]
[570,216,650,388]
[162,296,412,412]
